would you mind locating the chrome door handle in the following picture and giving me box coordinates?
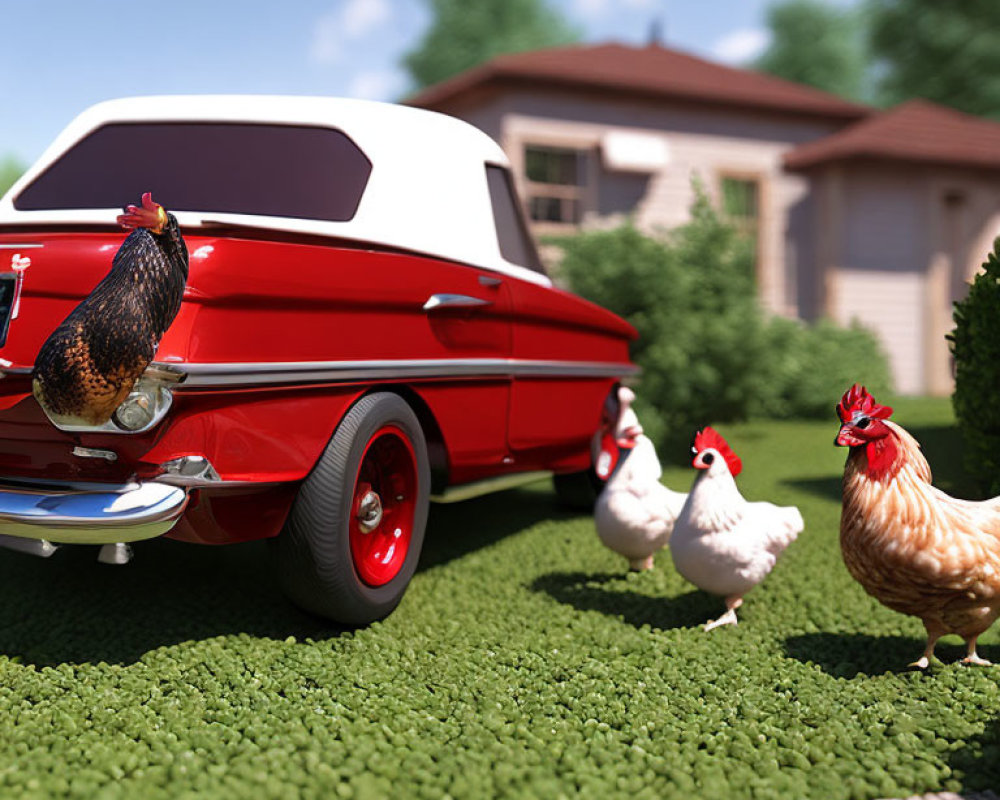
[423,293,492,311]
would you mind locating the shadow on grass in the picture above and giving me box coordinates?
[948,715,1000,793]
[0,538,342,668]
[420,485,566,570]
[0,485,563,668]
[531,570,719,630]
[784,632,1000,677]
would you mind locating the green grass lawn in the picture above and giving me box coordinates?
[1,397,998,799]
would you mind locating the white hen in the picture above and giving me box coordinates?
[594,387,687,571]
[670,427,803,630]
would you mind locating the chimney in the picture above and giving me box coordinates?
[647,17,664,47]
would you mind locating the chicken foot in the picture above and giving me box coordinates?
[962,636,992,666]
[704,596,743,631]
[628,554,655,571]
[909,628,993,669]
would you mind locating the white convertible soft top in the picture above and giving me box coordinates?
[0,95,550,287]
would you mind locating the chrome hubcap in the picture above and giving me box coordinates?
[357,490,384,533]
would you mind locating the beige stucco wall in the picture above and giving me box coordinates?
[453,91,845,319]
[447,91,1000,395]
[818,162,1000,395]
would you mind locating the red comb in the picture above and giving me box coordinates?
[693,426,742,476]
[836,384,893,424]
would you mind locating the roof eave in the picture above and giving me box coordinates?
[785,150,1000,173]
[409,70,870,122]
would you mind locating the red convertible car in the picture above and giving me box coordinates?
[0,96,637,623]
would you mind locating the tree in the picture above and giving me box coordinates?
[0,156,24,197]
[754,0,870,102]
[868,0,1000,118]
[404,0,580,91]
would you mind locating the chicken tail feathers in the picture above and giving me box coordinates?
[765,505,803,555]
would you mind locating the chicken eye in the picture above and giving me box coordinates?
[702,452,715,465]
[856,417,871,429]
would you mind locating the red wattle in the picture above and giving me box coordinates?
[865,436,900,482]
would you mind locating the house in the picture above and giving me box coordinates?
[407,42,1000,395]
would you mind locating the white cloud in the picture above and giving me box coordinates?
[710,28,770,65]
[343,0,390,38]
[573,0,655,19]
[348,69,407,101]
[311,14,344,63]
[573,0,609,19]
[310,0,391,65]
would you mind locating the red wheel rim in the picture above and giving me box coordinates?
[349,425,418,587]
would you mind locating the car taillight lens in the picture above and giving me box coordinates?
[111,377,174,432]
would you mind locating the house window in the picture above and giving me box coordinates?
[720,176,760,242]
[523,145,588,225]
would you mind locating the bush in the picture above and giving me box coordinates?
[557,193,892,458]
[749,316,892,420]
[950,238,1000,495]
[558,193,763,454]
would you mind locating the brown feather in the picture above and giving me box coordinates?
[841,420,1000,640]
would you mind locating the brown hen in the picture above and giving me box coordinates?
[836,384,1000,668]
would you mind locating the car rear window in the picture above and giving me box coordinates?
[14,122,372,222]
[486,164,544,274]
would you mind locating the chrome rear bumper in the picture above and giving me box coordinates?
[0,480,188,545]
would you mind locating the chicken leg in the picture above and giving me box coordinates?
[909,632,940,670]
[704,596,742,631]
[910,627,992,669]
[963,636,992,666]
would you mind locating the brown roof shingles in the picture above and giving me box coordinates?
[785,99,1000,170]
[407,42,870,121]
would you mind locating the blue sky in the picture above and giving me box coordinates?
[0,0,847,166]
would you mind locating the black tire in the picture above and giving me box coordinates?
[553,468,605,511]
[273,392,430,625]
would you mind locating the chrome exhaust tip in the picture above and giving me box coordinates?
[97,542,133,565]
[0,534,58,558]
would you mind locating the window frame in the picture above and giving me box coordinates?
[13,121,373,223]
[485,163,545,274]
[518,141,597,233]
[716,169,767,276]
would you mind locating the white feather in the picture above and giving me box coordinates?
[594,389,686,569]
[670,449,803,597]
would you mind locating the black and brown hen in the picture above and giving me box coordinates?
[32,193,188,427]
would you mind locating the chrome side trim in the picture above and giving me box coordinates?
[0,244,44,250]
[430,470,552,504]
[160,358,639,389]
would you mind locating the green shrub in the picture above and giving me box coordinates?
[749,316,892,420]
[950,238,1000,495]
[557,193,892,457]
[558,193,763,455]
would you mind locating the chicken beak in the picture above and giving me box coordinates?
[616,424,643,449]
[835,425,857,447]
